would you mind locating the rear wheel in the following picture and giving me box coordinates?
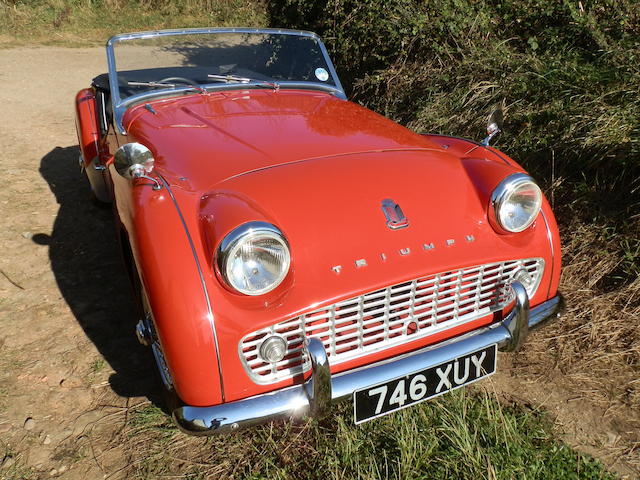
[80,154,112,206]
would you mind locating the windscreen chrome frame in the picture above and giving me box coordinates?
[106,27,346,134]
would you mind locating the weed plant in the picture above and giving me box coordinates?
[123,389,614,480]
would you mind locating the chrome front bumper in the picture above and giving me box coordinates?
[173,282,565,436]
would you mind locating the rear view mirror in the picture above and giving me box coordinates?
[482,107,504,146]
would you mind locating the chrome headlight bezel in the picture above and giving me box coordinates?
[489,173,542,233]
[216,221,291,296]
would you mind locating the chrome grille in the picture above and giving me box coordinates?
[239,258,544,384]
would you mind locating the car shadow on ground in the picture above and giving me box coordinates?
[37,145,165,408]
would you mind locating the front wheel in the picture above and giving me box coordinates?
[135,280,180,413]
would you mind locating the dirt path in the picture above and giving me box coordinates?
[0,47,637,479]
[0,47,148,479]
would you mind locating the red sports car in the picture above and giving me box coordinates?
[74,28,563,434]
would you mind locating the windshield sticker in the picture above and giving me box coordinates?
[315,67,329,82]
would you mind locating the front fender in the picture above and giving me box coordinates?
[117,172,224,406]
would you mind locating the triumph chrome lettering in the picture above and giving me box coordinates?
[330,234,475,274]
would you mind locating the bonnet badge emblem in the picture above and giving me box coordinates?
[381,199,409,230]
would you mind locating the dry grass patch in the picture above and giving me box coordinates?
[0,0,267,46]
[531,221,639,410]
[106,390,615,480]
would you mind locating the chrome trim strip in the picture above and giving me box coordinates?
[158,174,225,401]
[98,91,109,133]
[540,209,556,300]
[485,146,514,166]
[422,134,511,165]
[219,147,444,185]
[173,292,564,435]
[105,28,346,133]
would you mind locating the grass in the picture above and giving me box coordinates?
[86,357,107,384]
[0,0,267,46]
[120,388,614,480]
[90,358,105,373]
[0,445,36,480]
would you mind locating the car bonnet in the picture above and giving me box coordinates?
[122,89,445,190]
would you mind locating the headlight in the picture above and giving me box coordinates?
[490,173,542,233]
[216,221,290,295]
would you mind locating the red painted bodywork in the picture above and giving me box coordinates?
[75,89,100,166]
[76,88,562,407]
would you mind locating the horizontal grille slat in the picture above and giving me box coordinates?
[239,258,544,384]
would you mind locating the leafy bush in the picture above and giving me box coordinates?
[269,2,640,411]
[269,0,640,280]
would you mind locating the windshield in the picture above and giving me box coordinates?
[106,29,344,131]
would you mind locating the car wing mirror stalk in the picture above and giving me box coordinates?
[481,107,504,147]
[129,165,162,190]
[114,142,162,190]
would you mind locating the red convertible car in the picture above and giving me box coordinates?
[74,28,563,434]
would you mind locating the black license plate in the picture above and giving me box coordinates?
[353,344,497,424]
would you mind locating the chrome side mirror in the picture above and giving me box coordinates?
[114,142,162,190]
[481,107,504,147]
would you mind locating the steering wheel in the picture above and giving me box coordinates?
[156,76,201,88]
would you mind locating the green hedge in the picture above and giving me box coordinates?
[269,1,639,282]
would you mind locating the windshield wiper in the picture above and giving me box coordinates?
[207,74,279,91]
[207,74,251,83]
[129,80,179,88]
[127,81,207,95]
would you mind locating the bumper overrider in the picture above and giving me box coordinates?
[173,282,565,435]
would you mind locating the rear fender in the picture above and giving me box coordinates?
[75,88,100,166]
[75,88,112,203]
